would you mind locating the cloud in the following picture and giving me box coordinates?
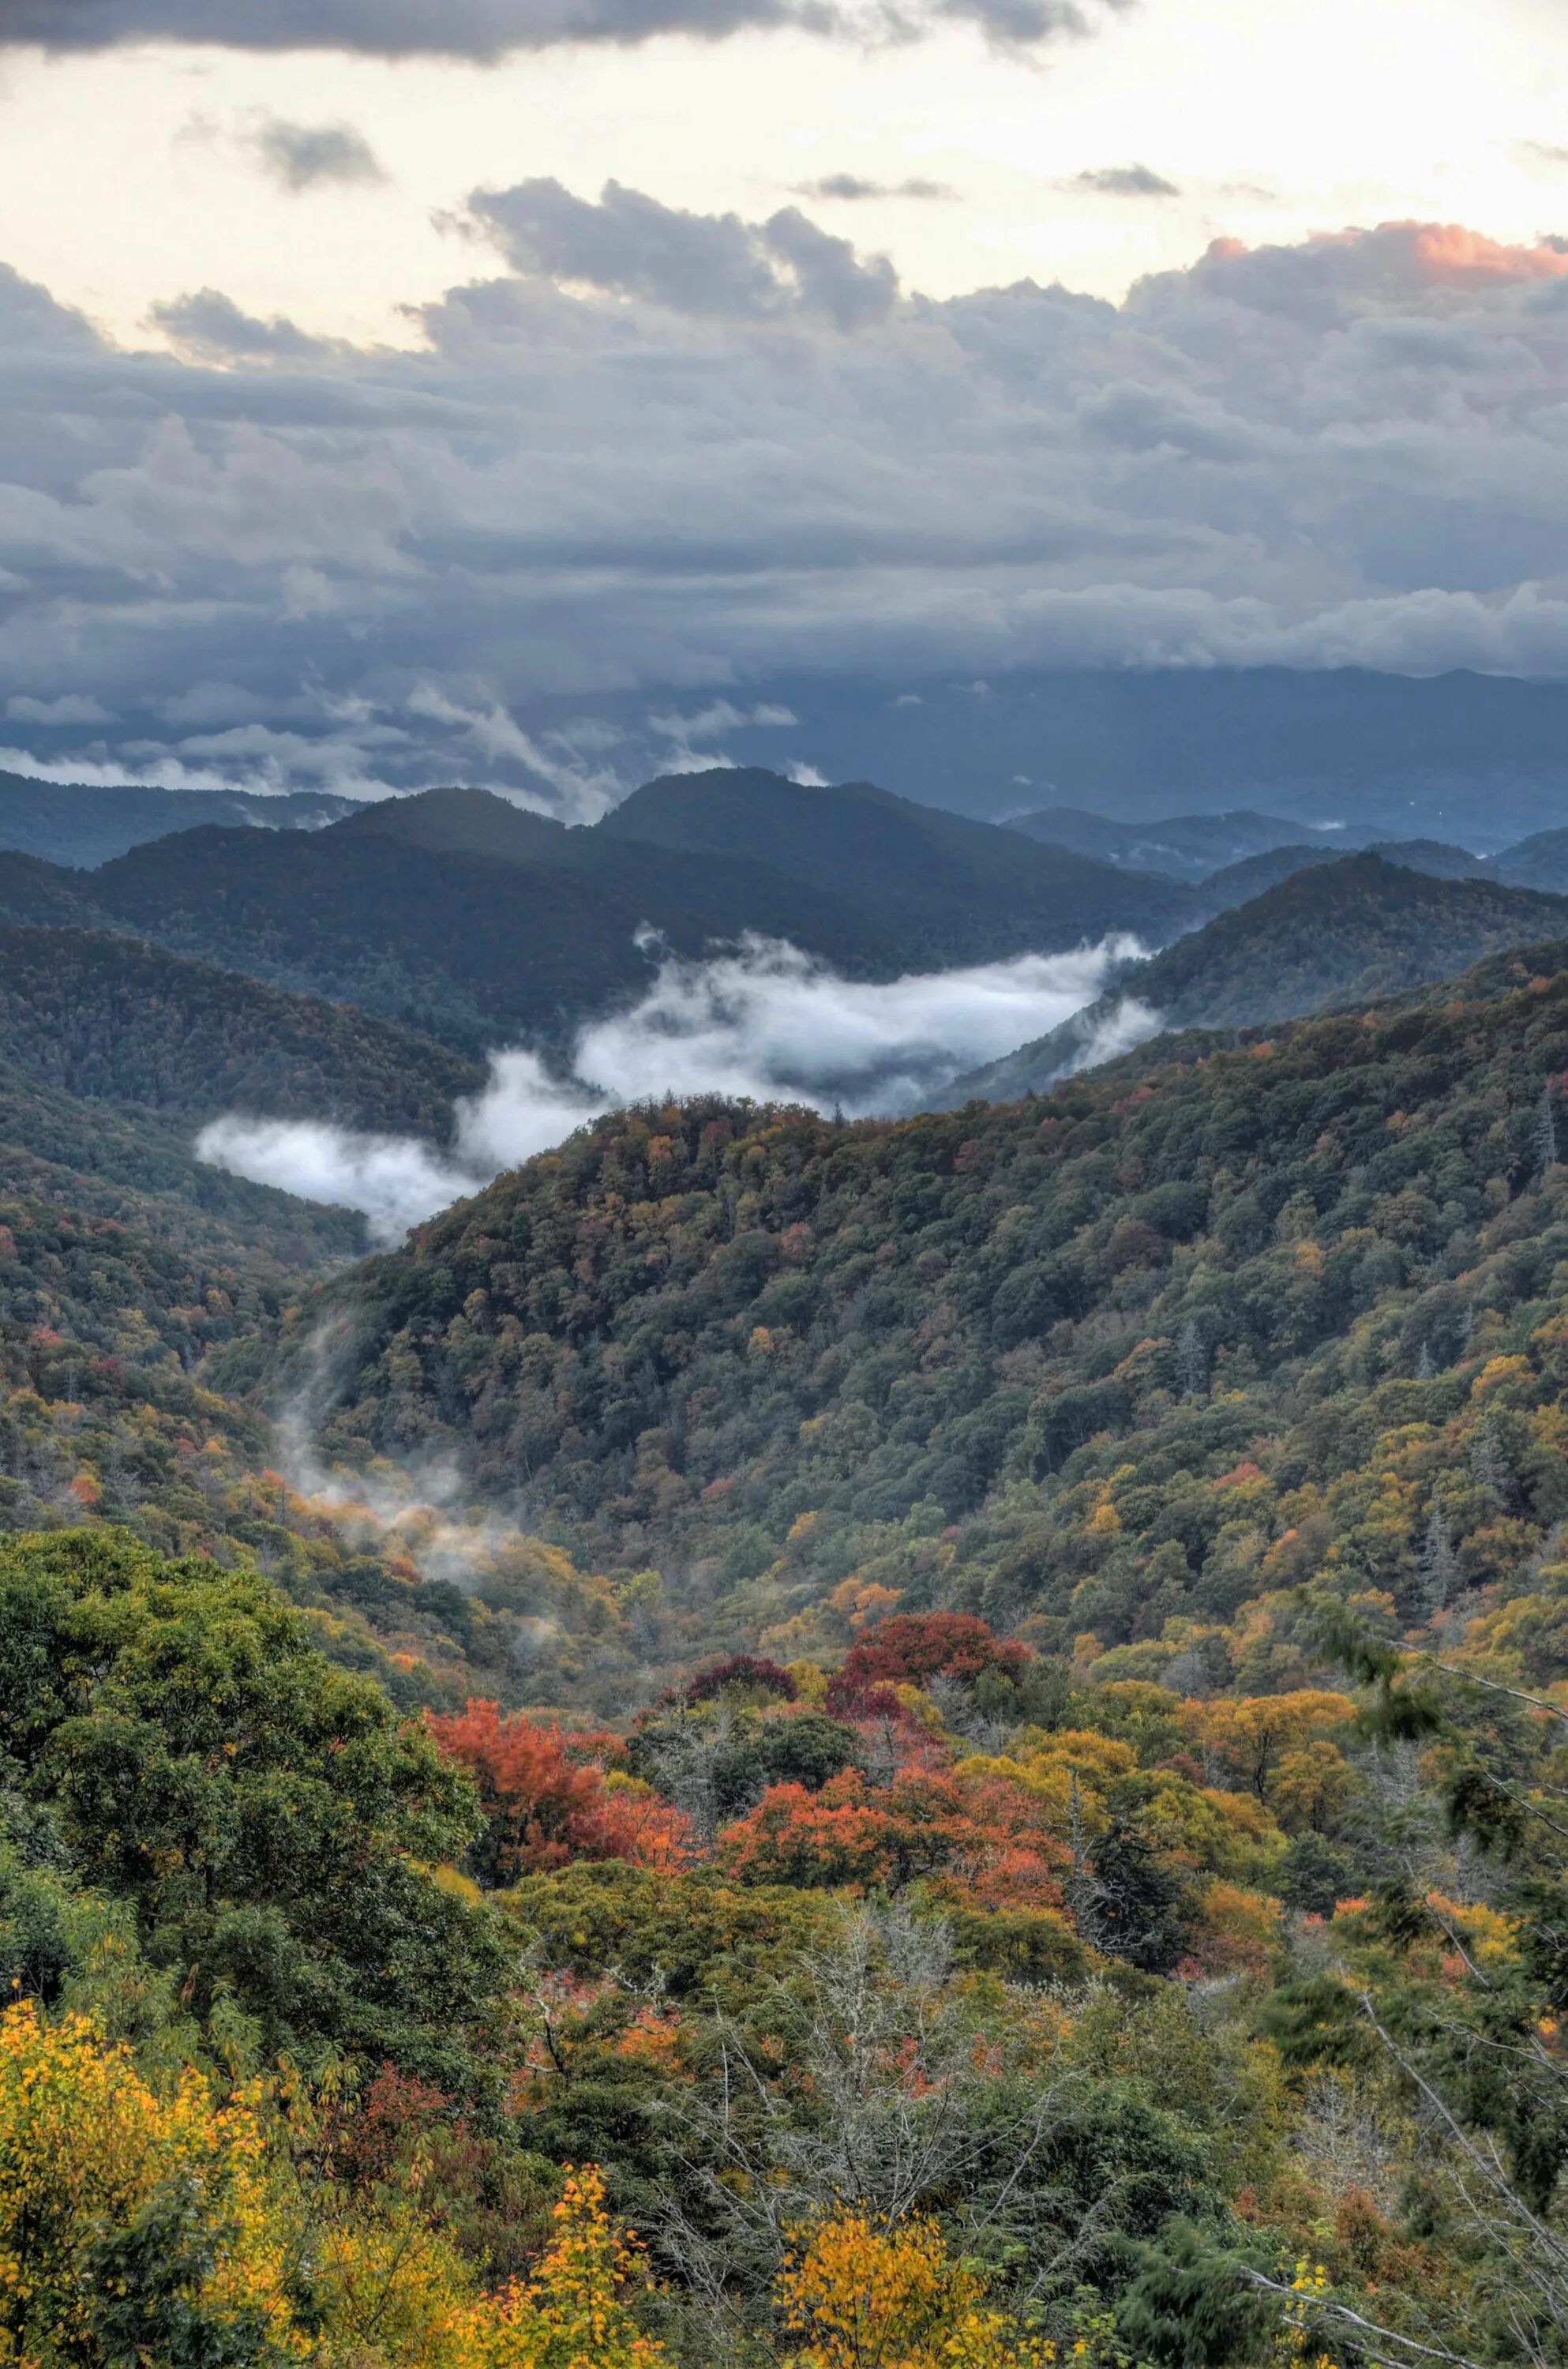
[796,173,958,201]
[11,216,1568,805]
[248,115,386,193]
[1072,163,1180,197]
[198,929,1139,1237]
[0,0,1123,57]
[463,178,897,324]
[6,692,114,723]
[148,288,336,362]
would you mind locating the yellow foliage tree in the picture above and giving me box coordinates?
[0,1997,667,2369]
[453,2166,668,2369]
[0,1999,303,2362]
[777,2206,1054,2369]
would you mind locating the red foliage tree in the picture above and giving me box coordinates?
[715,1766,1067,1909]
[826,1611,1030,1714]
[430,1699,688,1882]
[684,1654,797,1706]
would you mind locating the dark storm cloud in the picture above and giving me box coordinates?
[249,117,386,192]
[3,213,1568,806]
[1072,163,1180,197]
[0,0,1123,57]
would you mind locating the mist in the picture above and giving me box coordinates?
[197,930,1148,1241]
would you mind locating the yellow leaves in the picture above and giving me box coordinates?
[0,2001,304,2359]
[454,2166,668,2369]
[778,2207,1053,2369]
[1470,1352,1532,1403]
[0,2000,669,2369]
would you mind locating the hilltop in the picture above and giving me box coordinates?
[0,768,352,866]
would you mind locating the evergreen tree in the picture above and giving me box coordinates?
[1175,1319,1208,1401]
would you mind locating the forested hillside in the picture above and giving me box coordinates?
[0,922,481,1132]
[948,856,1568,1102]
[601,768,1195,941]
[277,933,1568,1702]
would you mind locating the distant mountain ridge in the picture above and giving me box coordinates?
[0,773,1197,1053]
[940,855,1568,1105]
[0,770,353,866]
[1007,805,1375,877]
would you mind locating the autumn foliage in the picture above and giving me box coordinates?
[778,2208,1054,2369]
[827,1612,1030,1714]
[430,1701,689,1881]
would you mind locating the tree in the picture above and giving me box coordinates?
[1416,1503,1461,1616]
[0,1529,505,2089]
[430,1701,689,1883]
[777,2207,1051,2369]
[1534,1082,1559,1180]
[459,2165,669,2369]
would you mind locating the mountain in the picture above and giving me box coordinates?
[736,663,1568,840]
[334,783,576,867]
[0,778,1194,1056]
[1006,805,1365,877]
[0,770,354,866]
[1495,826,1568,894]
[1189,835,1492,918]
[940,856,1568,1103]
[597,768,1196,946]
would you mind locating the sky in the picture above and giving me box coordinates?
[3,0,1568,808]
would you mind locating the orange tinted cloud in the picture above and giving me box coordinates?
[1402,222,1568,283]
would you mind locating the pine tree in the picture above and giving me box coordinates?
[1471,1421,1514,1510]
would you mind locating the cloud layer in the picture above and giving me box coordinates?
[6,208,1568,804]
[197,930,1138,1236]
[0,0,1119,57]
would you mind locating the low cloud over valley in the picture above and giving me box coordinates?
[197,931,1143,1236]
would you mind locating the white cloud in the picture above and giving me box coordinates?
[197,929,1137,1235]
[5,693,115,723]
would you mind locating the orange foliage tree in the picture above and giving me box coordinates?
[430,1701,688,1883]
[827,1613,1030,1711]
[716,1769,1067,1909]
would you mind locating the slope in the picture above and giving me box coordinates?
[1,780,1193,1056]
[278,929,1568,1691]
[1007,805,1357,877]
[1495,826,1568,894]
[942,855,1568,1103]
[1189,836,1491,918]
[0,922,482,1135]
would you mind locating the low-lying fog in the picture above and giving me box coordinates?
[197,930,1157,1242]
